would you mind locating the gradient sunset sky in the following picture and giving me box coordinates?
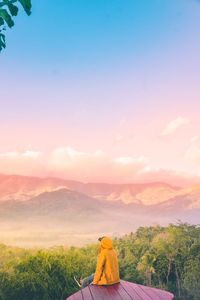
[0,0,200,185]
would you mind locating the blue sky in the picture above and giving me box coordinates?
[0,0,200,184]
[2,0,199,70]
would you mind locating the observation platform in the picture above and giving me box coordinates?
[67,280,174,300]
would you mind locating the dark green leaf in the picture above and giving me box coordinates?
[18,0,31,15]
[0,32,5,42]
[0,32,6,51]
[0,0,32,52]
[0,9,14,28]
[0,16,4,26]
[8,4,19,16]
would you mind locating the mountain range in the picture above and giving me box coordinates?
[0,174,199,247]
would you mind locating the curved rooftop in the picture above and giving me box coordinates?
[67,280,174,300]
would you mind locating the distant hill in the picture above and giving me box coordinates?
[153,184,200,213]
[0,174,181,204]
[0,187,145,247]
[0,174,199,247]
[0,174,79,201]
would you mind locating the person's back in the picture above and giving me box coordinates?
[93,236,120,285]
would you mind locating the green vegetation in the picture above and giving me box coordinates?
[0,0,31,51]
[0,223,199,300]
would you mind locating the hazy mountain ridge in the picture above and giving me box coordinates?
[0,174,182,205]
[0,174,199,247]
[1,173,199,207]
[154,185,200,211]
[0,174,79,201]
[0,187,145,247]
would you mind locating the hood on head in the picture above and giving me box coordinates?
[100,236,113,249]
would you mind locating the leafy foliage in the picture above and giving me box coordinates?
[0,223,199,299]
[0,0,31,51]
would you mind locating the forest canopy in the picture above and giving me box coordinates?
[0,223,199,300]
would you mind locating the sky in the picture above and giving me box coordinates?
[0,0,200,185]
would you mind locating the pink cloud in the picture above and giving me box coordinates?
[47,147,147,183]
[185,136,200,164]
[0,147,199,186]
[161,116,190,136]
[0,150,44,176]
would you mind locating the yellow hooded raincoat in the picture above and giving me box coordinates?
[92,236,120,285]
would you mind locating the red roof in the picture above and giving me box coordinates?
[67,280,174,300]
